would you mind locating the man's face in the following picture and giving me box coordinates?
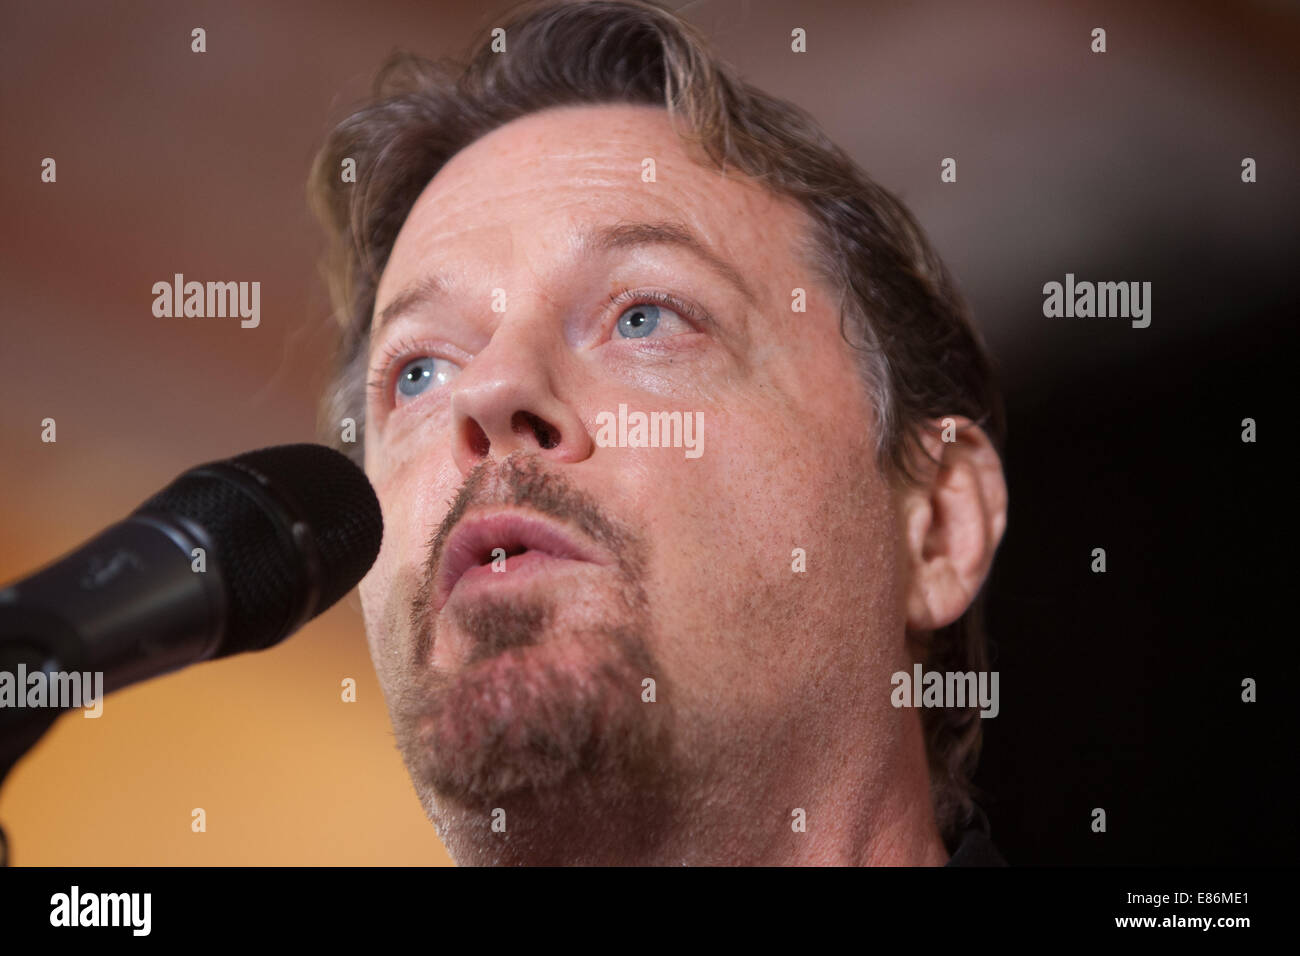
[358,104,908,859]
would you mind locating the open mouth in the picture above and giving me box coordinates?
[433,509,608,611]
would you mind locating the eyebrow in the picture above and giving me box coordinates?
[371,219,759,338]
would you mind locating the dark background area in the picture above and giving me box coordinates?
[1,0,1296,863]
[981,253,1293,864]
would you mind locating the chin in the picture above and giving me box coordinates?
[393,609,670,813]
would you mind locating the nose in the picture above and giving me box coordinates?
[449,323,593,476]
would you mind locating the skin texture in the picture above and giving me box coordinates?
[357,103,1008,865]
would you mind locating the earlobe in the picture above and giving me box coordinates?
[899,418,1008,632]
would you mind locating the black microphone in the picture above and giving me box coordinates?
[0,443,383,760]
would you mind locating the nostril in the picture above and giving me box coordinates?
[536,424,560,450]
[465,419,490,457]
[512,411,561,450]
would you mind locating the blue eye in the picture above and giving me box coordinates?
[616,303,661,338]
[396,356,457,400]
[617,303,661,338]
[607,290,703,341]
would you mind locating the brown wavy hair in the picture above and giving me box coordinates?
[308,0,1006,844]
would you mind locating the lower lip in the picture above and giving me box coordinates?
[447,550,593,602]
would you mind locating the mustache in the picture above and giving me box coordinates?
[409,454,641,661]
[430,454,628,573]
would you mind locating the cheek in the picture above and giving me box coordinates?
[357,568,387,662]
[689,409,872,569]
[687,340,878,559]
[358,456,460,671]
[358,531,412,686]
[635,351,890,638]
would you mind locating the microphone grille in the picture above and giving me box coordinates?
[224,444,383,620]
[134,444,383,655]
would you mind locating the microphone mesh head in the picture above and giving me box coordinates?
[134,444,383,655]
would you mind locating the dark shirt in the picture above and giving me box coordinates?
[944,805,1008,866]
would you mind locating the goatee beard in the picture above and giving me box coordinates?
[390,454,674,811]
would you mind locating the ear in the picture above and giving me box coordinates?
[897,417,1008,632]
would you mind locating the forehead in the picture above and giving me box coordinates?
[376,103,810,307]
